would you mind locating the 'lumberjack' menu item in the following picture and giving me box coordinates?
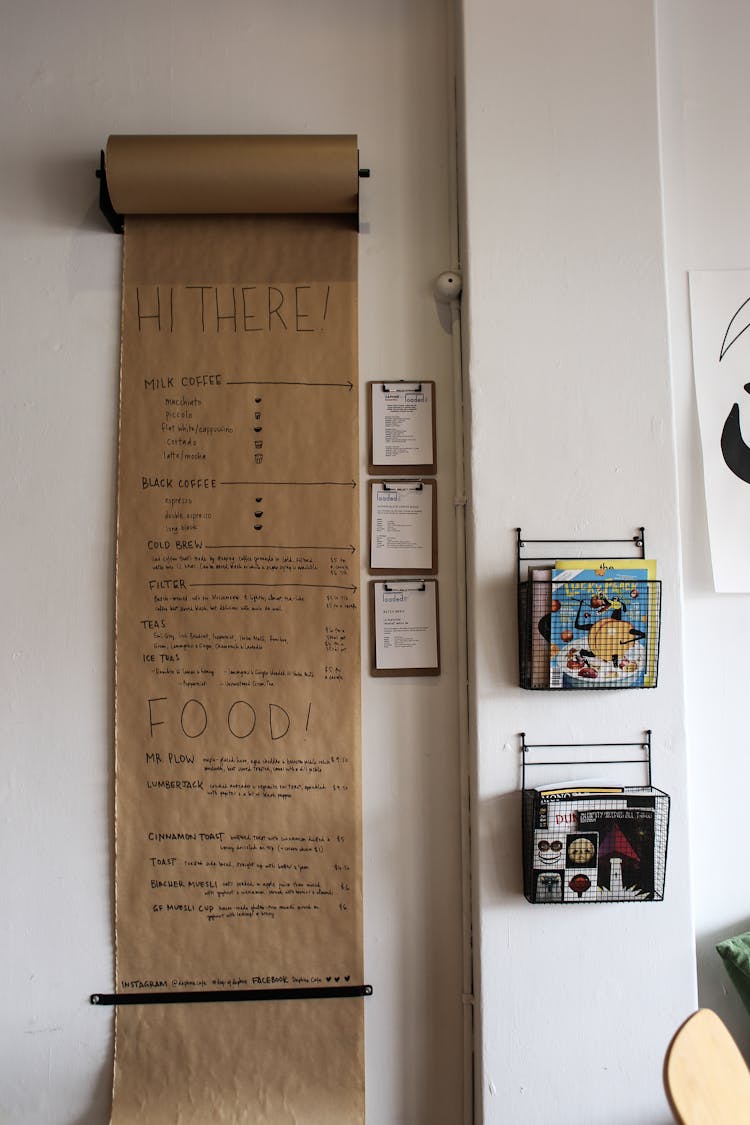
[111,212,363,1124]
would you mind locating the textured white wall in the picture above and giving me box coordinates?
[459,1,697,1121]
[0,2,465,1122]
[658,0,750,1056]
[6,2,727,1121]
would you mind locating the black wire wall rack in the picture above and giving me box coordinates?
[516,528,662,690]
[521,732,670,904]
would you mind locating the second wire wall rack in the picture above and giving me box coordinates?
[521,732,670,903]
[516,528,662,690]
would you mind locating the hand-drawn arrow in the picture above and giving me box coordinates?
[189,582,357,592]
[206,543,357,553]
[221,479,357,488]
[226,379,353,390]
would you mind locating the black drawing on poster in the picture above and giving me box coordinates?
[719,297,750,484]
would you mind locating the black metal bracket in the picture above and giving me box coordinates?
[91,983,372,1006]
[96,150,124,234]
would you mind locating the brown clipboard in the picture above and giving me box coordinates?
[368,478,438,575]
[367,381,437,475]
[369,579,441,676]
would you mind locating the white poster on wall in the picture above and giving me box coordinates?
[689,269,750,591]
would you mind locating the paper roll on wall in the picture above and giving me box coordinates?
[105,134,360,215]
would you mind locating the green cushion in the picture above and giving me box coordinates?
[717,932,750,1016]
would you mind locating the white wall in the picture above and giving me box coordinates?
[459,2,697,1122]
[657,0,750,1054]
[9,2,738,1122]
[0,3,466,1122]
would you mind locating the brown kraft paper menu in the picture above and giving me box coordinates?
[111,213,363,1124]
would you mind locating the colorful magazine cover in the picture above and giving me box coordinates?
[576,806,656,900]
[549,560,656,688]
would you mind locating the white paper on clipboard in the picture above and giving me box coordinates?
[371,382,434,468]
[370,481,434,572]
[372,579,439,672]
